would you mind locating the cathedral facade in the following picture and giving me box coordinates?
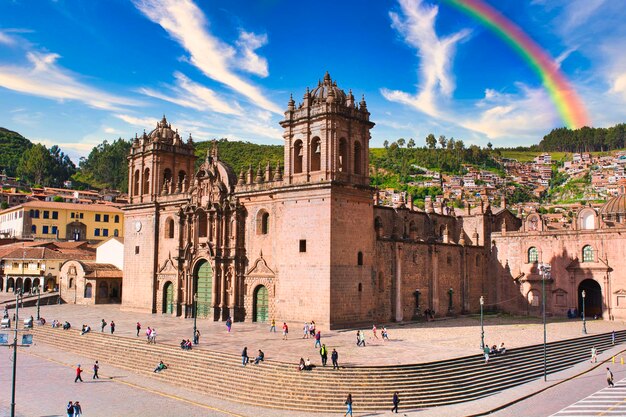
[121,73,522,328]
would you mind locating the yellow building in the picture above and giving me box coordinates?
[0,201,124,241]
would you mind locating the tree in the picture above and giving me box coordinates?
[407,138,415,149]
[48,145,76,187]
[487,142,493,150]
[438,135,447,149]
[383,140,389,149]
[425,133,436,149]
[17,143,54,186]
[397,138,406,148]
[77,138,132,191]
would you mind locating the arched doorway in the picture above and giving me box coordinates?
[194,260,213,318]
[7,277,14,292]
[46,278,55,291]
[32,278,40,292]
[84,283,93,299]
[253,285,269,323]
[23,278,31,293]
[163,282,174,314]
[15,278,23,292]
[578,279,603,318]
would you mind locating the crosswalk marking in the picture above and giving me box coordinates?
[550,377,626,417]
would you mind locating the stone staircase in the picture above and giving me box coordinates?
[31,326,626,412]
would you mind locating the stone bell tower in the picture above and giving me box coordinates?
[280,71,374,186]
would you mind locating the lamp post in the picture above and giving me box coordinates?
[539,263,551,382]
[58,277,61,305]
[193,293,198,344]
[10,288,22,417]
[582,290,587,335]
[448,287,454,313]
[36,285,41,320]
[480,296,485,350]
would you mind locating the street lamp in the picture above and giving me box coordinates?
[539,263,551,382]
[480,296,485,350]
[36,285,41,320]
[582,290,587,335]
[193,293,198,344]
[10,288,22,417]
[448,287,454,313]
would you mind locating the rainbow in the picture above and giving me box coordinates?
[444,0,590,129]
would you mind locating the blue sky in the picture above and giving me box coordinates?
[1,0,625,162]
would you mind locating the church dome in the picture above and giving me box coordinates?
[147,115,182,144]
[310,72,347,104]
[600,194,626,216]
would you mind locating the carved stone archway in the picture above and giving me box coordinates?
[244,255,275,322]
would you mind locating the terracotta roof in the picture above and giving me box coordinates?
[3,247,65,260]
[0,200,123,215]
[50,241,90,250]
[82,262,122,278]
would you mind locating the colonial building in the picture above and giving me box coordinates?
[121,74,521,328]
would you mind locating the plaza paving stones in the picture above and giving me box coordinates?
[550,378,626,417]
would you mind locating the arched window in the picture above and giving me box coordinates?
[293,140,303,174]
[114,215,119,223]
[163,168,172,190]
[143,168,150,194]
[338,138,348,172]
[580,210,595,230]
[178,170,187,190]
[133,169,140,196]
[114,229,119,237]
[375,217,383,238]
[582,245,594,262]
[528,247,538,263]
[84,283,92,299]
[354,141,362,175]
[198,210,207,238]
[310,137,321,171]
[357,251,363,266]
[165,217,175,239]
[257,210,269,235]
[69,278,74,289]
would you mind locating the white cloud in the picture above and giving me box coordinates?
[560,0,606,33]
[133,0,281,114]
[235,31,269,77]
[0,31,16,46]
[138,72,242,115]
[114,114,158,128]
[460,85,557,140]
[0,52,141,111]
[381,0,470,117]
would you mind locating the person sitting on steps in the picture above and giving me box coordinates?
[153,361,168,373]
[298,357,305,372]
[80,324,91,335]
[254,350,264,365]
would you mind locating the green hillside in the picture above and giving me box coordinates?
[0,128,33,176]
[195,139,284,175]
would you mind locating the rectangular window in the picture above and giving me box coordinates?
[135,246,140,255]
[51,226,58,235]
[79,213,84,219]
[299,239,307,253]
[95,214,101,222]
[103,214,109,222]
[12,263,18,269]
[52,211,58,219]
[42,225,49,234]
[94,228,100,237]
[43,210,49,219]
[103,229,109,237]
[71,212,75,219]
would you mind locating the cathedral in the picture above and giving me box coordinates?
[127,73,626,328]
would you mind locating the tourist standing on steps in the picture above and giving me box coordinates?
[146,327,152,342]
[92,360,99,379]
[270,318,276,333]
[151,328,157,344]
[66,401,74,417]
[282,322,288,340]
[391,391,400,413]
[332,348,339,369]
[73,401,82,417]
[226,317,232,333]
[612,330,616,346]
[74,365,83,383]
[591,346,598,363]
[483,346,490,364]
[607,367,615,387]
[344,393,353,417]
[314,330,321,348]
[136,322,141,337]
[110,320,115,334]
[358,330,366,347]
[242,347,249,366]
[194,329,200,344]
[100,319,107,332]
[320,344,328,366]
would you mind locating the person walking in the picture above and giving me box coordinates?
[607,367,615,387]
[73,401,82,417]
[303,322,310,339]
[358,330,366,347]
[74,365,83,383]
[100,319,107,332]
[612,330,616,346]
[314,330,321,348]
[270,318,276,333]
[591,346,598,363]
[242,347,249,366]
[282,322,288,340]
[151,328,157,344]
[92,360,99,379]
[320,344,328,366]
[110,320,115,334]
[344,393,353,417]
[136,322,141,337]
[372,324,378,339]
[66,401,74,417]
[331,348,339,370]
[391,391,400,413]
[226,317,232,333]
[146,327,152,342]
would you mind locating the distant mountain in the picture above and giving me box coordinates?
[0,128,33,176]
